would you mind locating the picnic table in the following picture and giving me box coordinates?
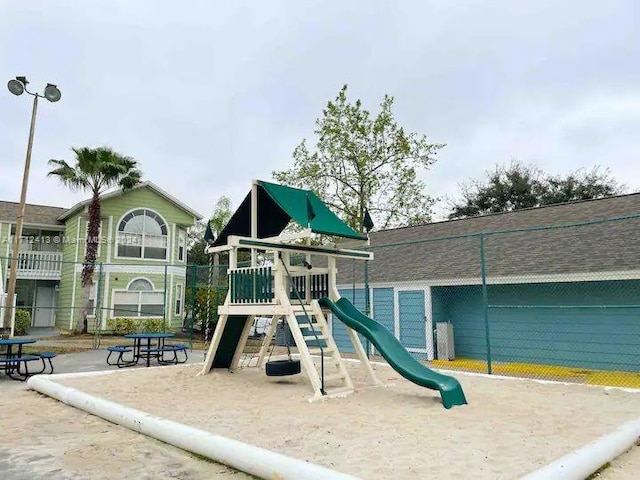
[106,333,188,368]
[0,337,56,381]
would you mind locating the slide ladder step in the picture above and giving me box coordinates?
[298,322,321,329]
[323,386,354,399]
[322,372,347,382]
[303,334,326,341]
[308,347,335,355]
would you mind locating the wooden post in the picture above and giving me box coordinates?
[229,315,255,372]
[257,314,280,367]
[250,180,258,267]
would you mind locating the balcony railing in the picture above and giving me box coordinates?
[10,251,63,280]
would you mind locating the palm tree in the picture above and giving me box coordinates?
[48,147,142,333]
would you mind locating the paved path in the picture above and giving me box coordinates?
[49,348,207,374]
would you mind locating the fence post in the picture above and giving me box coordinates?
[189,263,197,349]
[163,264,168,333]
[206,256,213,341]
[92,262,103,349]
[364,259,371,358]
[479,234,493,374]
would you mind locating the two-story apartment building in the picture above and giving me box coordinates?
[0,182,201,332]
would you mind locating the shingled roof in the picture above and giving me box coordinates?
[0,201,67,227]
[337,193,640,285]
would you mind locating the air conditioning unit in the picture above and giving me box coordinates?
[436,322,455,360]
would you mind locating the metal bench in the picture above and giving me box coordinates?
[165,344,188,364]
[106,345,136,368]
[144,344,188,365]
[35,351,57,374]
[0,355,42,381]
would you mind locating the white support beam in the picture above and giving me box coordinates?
[227,235,373,261]
[205,245,233,255]
[264,228,313,243]
[218,305,292,316]
[257,314,281,368]
[229,315,255,373]
[346,328,382,387]
[199,290,231,375]
[199,313,229,376]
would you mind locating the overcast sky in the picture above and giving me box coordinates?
[1,0,638,221]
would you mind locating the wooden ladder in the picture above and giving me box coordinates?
[287,300,354,401]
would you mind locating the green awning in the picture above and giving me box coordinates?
[212,180,366,246]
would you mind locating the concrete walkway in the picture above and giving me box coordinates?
[50,348,207,374]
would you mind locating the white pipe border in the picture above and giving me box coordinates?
[519,417,640,480]
[27,375,359,480]
[31,362,640,480]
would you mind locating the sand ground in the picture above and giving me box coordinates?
[49,360,640,480]
[0,377,251,480]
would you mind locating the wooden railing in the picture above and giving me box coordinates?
[230,266,274,304]
[228,265,330,305]
[9,251,63,280]
[289,272,329,301]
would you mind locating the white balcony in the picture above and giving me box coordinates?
[13,251,63,280]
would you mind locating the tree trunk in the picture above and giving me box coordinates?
[76,192,101,334]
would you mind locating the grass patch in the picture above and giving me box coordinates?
[22,345,86,355]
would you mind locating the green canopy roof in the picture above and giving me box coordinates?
[212,180,366,246]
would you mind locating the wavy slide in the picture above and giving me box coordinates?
[319,297,467,409]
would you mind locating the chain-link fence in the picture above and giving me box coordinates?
[336,214,640,388]
[0,257,236,349]
[2,214,639,387]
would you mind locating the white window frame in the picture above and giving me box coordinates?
[175,283,183,316]
[86,282,98,318]
[114,208,169,262]
[111,277,165,318]
[178,230,186,262]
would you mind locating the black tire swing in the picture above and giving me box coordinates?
[265,320,301,377]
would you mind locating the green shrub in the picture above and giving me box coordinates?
[139,318,166,333]
[107,317,138,335]
[14,309,31,336]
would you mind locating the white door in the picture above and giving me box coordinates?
[34,286,55,327]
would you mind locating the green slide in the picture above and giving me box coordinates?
[209,316,249,370]
[319,297,467,409]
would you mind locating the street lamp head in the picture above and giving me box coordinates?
[44,83,61,102]
[7,78,25,96]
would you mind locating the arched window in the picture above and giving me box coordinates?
[112,277,164,317]
[128,278,154,291]
[117,209,168,260]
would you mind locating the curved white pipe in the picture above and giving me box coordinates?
[520,417,640,480]
[27,376,359,480]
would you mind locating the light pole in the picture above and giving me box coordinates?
[2,77,61,334]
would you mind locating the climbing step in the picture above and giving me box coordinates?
[298,322,320,329]
[323,372,346,382]
[314,357,341,368]
[303,334,326,341]
[323,386,354,398]
[307,347,335,355]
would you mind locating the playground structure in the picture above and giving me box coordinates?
[199,180,467,408]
